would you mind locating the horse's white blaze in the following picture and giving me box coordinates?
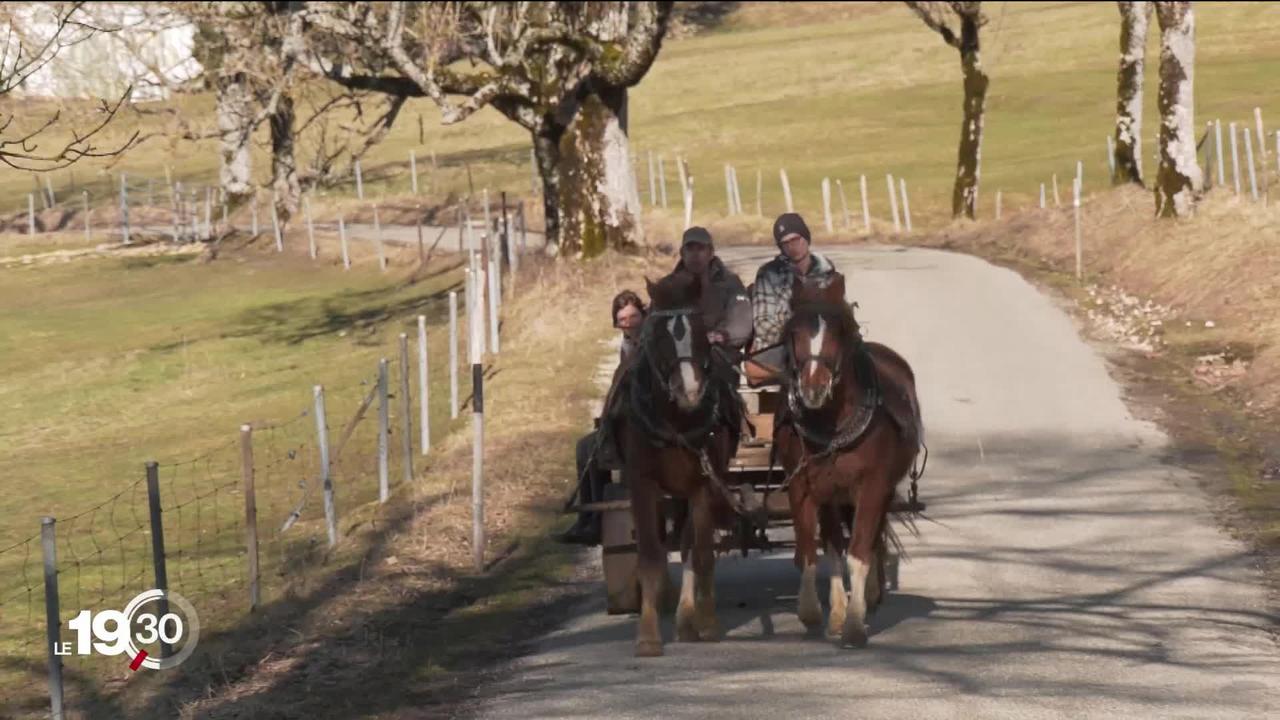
[847,555,870,621]
[809,315,827,359]
[669,316,700,403]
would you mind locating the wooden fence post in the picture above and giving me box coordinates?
[271,202,284,252]
[374,204,386,271]
[41,517,64,720]
[1073,177,1083,281]
[647,151,657,206]
[821,177,833,233]
[410,150,419,194]
[472,362,485,572]
[339,216,350,269]
[1255,107,1266,163]
[886,174,900,232]
[314,385,337,546]
[144,461,173,658]
[836,179,850,229]
[1106,135,1116,181]
[240,424,260,610]
[399,333,414,483]
[658,155,668,208]
[120,175,131,244]
[1039,183,1046,209]
[1244,128,1259,201]
[899,178,912,233]
[996,189,1002,220]
[417,315,431,454]
[779,169,793,213]
[1215,120,1225,187]
[27,193,35,237]
[378,358,390,503]
[305,195,316,259]
[1052,173,1061,207]
[355,160,364,200]
[859,174,870,233]
[1230,122,1242,196]
[724,164,735,216]
[755,168,763,217]
[450,291,459,419]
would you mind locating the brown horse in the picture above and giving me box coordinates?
[773,272,924,648]
[613,271,741,657]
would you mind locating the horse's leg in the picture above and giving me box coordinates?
[818,503,848,638]
[866,531,886,615]
[675,507,698,642]
[790,482,823,631]
[843,473,892,649]
[690,486,721,641]
[630,465,666,657]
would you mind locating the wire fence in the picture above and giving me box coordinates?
[0,343,437,717]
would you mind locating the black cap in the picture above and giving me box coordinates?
[681,226,713,248]
[772,213,811,245]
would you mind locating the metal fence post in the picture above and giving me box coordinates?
[449,291,459,420]
[339,216,350,270]
[240,424,260,611]
[144,462,173,658]
[305,195,316,260]
[417,316,430,454]
[399,334,415,483]
[314,386,337,546]
[378,358,390,503]
[472,364,485,572]
[41,516,64,720]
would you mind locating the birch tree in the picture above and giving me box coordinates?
[1113,1,1151,186]
[1152,1,1199,217]
[904,1,987,219]
[308,1,673,257]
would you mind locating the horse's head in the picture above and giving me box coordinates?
[643,271,711,411]
[785,272,858,410]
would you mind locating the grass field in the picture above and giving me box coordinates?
[1,1,1279,713]
[5,2,1280,232]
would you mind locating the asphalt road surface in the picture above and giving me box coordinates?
[475,244,1279,719]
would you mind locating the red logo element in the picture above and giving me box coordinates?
[129,650,148,671]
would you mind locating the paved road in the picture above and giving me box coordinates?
[475,245,1279,719]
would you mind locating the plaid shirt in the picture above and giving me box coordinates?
[750,251,837,348]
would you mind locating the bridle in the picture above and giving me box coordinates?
[639,307,712,402]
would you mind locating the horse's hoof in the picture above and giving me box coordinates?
[841,624,868,649]
[676,622,699,643]
[697,622,722,642]
[826,618,846,640]
[798,604,823,630]
[635,640,664,657]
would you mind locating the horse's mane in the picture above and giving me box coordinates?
[647,270,701,311]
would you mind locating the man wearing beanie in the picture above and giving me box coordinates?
[673,226,753,353]
[747,212,837,380]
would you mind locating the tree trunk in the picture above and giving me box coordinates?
[1153,1,1200,218]
[558,85,643,258]
[532,123,565,251]
[270,93,301,222]
[217,71,253,202]
[952,13,987,219]
[1114,1,1152,186]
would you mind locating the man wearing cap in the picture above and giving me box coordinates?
[747,212,838,382]
[673,226,753,353]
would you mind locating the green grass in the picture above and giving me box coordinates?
[6,3,1280,230]
[0,245,469,708]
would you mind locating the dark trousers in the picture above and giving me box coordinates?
[573,431,610,539]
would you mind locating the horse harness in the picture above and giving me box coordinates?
[624,308,754,519]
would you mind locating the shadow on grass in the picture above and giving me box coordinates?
[99,427,588,720]
[224,273,465,347]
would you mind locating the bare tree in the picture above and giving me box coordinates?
[308,1,673,257]
[1152,0,1199,218]
[904,1,987,220]
[1113,1,1151,186]
[0,2,136,170]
